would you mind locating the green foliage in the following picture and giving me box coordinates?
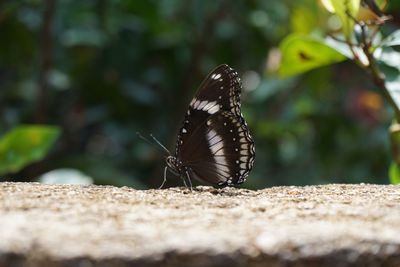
[279,0,400,185]
[376,31,400,110]
[290,4,319,34]
[379,63,400,108]
[279,34,346,77]
[1,0,399,188]
[381,30,400,47]
[0,126,61,174]
[389,162,400,184]
[321,0,360,38]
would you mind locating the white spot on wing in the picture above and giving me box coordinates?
[211,73,222,80]
[208,131,222,146]
[208,104,220,114]
[190,98,196,106]
[203,101,215,111]
[213,141,224,153]
[215,149,225,156]
[216,165,230,174]
[207,129,229,178]
[191,99,220,114]
[202,101,219,114]
[198,100,208,110]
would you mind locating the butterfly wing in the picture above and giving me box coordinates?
[174,64,255,186]
[191,64,242,115]
[182,111,255,185]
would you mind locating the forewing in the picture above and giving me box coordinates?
[189,64,242,116]
[175,64,242,155]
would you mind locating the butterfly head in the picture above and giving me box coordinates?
[166,156,182,176]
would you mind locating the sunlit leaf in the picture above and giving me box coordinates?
[381,30,400,47]
[279,34,346,77]
[375,47,400,68]
[389,162,400,184]
[378,63,400,110]
[320,0,335,12]
[324,36,354,59]
[0,125,61,174]
[321,0,361,38]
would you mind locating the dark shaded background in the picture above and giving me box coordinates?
[1,0,400,189]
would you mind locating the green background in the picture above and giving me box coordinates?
[1,0,400,189]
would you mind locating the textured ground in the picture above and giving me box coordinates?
[0,182,400,267]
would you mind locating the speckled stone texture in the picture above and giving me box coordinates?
[0,182,400,267]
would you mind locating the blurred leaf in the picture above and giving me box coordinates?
[381,30,400,47]
[320,0,335,12]
[61,28,107,47]
[389,162,400,184]
[51,155,147,189]
[324,36,354,59]
[122,80,159,105]
[0,125,61,174]
[291,5,318,34]
[378,63,400,109]
[325,35,371,65]
[279,34,346,77]
[375,47,400,68]
[38,168,93,185]
[321,0,361,38]
[250,77,297,102]
[48,69,71,91]
[389,121,400,165]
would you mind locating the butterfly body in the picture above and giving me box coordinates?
[166,64,255,187]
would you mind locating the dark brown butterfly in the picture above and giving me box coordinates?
[162,64,255,188]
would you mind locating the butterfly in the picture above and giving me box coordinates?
[161,64,255,188]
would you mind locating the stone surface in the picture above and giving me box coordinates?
[0,182,400,267]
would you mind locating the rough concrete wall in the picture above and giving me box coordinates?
[0,182,400,267]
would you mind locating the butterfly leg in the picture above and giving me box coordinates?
[185,170,193,191]
[181,176,188,188]
[159,166,168,189]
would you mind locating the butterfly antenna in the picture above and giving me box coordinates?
[149,134,171,155]
[136,132,170,155]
